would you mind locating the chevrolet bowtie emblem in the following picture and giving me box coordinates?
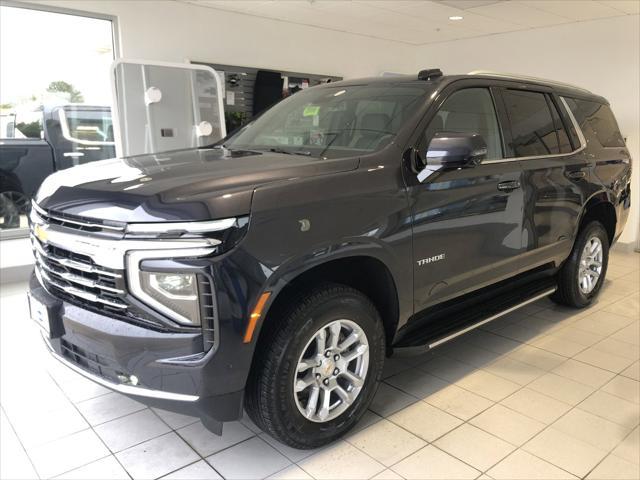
[34,224,49,243]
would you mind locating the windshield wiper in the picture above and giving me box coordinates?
[266,147,312,156]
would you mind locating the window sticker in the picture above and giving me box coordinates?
[303,105,320,117]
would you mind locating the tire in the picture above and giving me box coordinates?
[0,190,30,229]
[552,221,609,308]
[244,283,386,449]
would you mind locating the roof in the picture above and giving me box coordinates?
[324,70,606,103]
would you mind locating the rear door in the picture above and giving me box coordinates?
[407,81,525,312]
[498,87,590,270]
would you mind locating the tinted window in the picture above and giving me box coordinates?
[423,88,503,160]
[0,111,43,139]
[548,98,572,153]
[564,98,625,148]
[225,84,428,159]
[503,89,559,157]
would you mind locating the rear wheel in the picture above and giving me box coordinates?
[552,221,609,308]
[0,191,30,229]
[245,284,385,448]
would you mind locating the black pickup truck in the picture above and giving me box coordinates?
[27,70,631,448]
[0,104,114,229]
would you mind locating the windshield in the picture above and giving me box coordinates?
[58,106,114,144]
[223,83,428,159]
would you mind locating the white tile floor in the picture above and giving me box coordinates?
[1,248,638,480]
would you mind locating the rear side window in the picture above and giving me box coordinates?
[563,98,625,148]
[502,89,560,157]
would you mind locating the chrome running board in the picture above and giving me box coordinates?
[427,287,557,349]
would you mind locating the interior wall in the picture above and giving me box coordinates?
[25,0,416,79]
[414,14,640,246]
[16,1,640,246]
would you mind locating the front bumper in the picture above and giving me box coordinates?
[29,273,245,431]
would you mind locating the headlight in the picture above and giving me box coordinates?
[127,248,214,327]
[139,272,201,326]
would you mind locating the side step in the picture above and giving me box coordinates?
[394,275,557,352]
[427,287,555,349]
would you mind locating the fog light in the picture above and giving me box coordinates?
[117,374,139,385]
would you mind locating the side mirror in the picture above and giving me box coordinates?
[426,132,488,169]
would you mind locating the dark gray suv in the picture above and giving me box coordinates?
[28,70,631,448]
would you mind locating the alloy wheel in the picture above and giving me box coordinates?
[293,319,369,423]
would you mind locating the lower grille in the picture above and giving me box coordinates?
[32,234,127,312]
[61,339,126,384]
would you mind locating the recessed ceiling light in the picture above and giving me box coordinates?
[449,15,464,21]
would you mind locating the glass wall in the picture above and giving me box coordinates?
[0,5,115,236]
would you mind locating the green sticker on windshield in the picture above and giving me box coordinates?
[303,105,320,117]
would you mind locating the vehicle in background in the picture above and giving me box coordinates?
[0,105,114,229]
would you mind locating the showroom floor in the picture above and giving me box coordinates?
[1,248,638,480]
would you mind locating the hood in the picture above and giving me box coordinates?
[35,147,359,223]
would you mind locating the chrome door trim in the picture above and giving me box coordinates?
[480,96,587,165]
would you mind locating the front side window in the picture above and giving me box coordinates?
[422,87,504,160]
[224,83,429,159]
[503,89,559,157]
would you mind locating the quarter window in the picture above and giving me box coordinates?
[563,98,625,148]
[503,89,560,157]
[423,88,503,160]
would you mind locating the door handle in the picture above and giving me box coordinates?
[497,180,521,192]
[567,170,586,180]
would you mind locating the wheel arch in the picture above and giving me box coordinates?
[577,192,617,246]
[257,255,401,352]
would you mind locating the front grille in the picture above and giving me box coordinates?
[32,234,128,312]
[31,203,218,341]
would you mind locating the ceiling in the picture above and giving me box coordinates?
[180,0,639,45]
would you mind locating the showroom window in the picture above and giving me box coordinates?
[0,4,116,237]
[502,89,561,157]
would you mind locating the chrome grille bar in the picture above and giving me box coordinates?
[31,235,122,278]
[35,252,125,294]
[37,268,127,309]
[32,202,125,232]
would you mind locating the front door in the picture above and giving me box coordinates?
[407,85,525,313]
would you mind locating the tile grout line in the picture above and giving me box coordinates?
[580,425,640,480]
[44,367,134,480]
[0,404,43,480]
[376,302,637,477]
[147,406,222,480]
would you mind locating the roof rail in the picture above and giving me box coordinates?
[468,70,592,94]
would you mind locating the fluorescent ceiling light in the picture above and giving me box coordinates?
[449,15,464,21]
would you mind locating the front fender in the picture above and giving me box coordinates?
[237,161,414,346]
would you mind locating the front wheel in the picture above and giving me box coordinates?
[552,221,609,308]
[244,284,386,449]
